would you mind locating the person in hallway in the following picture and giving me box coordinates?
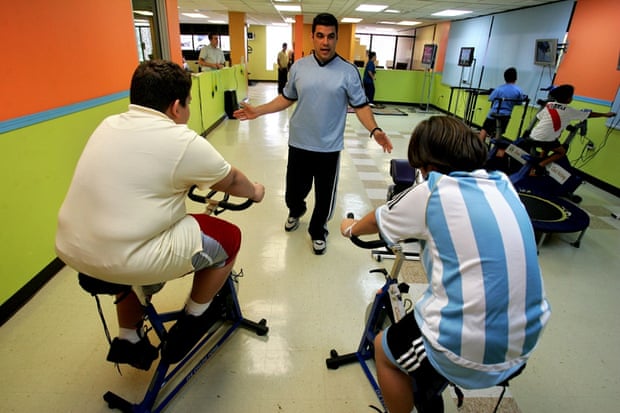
[479,67,527,142]
[363,51,377,105]
[198,33,226,71]
[55,60,265,369]
[233,12,392,255]
[525,84,615,171]
[340,116,550,413]
[277,42,291,94]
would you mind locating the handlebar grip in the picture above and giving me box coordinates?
[188,186,254,211]
[217,199,254,211]
[187,186,210,203]
[350,235,387,249]
[345,211,387,249]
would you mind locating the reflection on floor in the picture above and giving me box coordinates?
[1,82,618,413]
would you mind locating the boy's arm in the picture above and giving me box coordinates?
[588,111,616,118]
[340,210,379,238]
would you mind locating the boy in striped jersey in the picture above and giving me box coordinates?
[340,116,551,413]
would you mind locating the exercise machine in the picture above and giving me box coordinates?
[325,229,419,412]
[485,102,591,247]
[488,96,530,143]
[78,188,268,412]
[325,227,522,413]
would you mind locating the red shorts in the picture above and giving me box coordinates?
[190,214,241,268]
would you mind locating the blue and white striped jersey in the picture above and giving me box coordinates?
[376,169,551,388]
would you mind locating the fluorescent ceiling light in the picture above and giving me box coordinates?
[384,9,400,14]
[208,20,226,24]
[377,21,397,25]
[397,21,421,26]
[182,12,207,18]
[356,5,388,13]
[342,17,363,23]
[432,9,472,17]
[134,10,153,16]
[274,5,302,12]
[284,17,295,23]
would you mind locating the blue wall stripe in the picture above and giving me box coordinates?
[0,91,129,134]
[574,95,613,107]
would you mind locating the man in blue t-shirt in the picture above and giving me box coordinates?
[234,13,392,255]
[479,67,527,141]
[363,51,377,104]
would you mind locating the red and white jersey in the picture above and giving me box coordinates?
[529,102,590,142]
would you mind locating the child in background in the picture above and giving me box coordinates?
[526,84,615,170]
[479,67,527,142]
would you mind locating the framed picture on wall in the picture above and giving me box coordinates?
[421,44,437,68]
[458,47,474,67]
[534,38,557,66]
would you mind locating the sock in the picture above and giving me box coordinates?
[185,298,212,316]
[118,327,141,344]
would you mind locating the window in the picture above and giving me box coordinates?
[266,25,292,71]
[356,32,414,70]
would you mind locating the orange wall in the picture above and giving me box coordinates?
[1,0,138,121]
[166,0,183,66]
[433,22,451,73]
[554,0,620,101]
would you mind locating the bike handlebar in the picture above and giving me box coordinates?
[188,186,254,215]
[345,212,388,249]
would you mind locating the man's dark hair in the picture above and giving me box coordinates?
[548,84,574,103]
[408,116,488,174]
[208,33,218,40]
[312,13,338,34]
[130,60,192,113]
[368,51,376,60]
[504,67,517,83]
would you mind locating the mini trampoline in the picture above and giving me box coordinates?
[518,192,590,248]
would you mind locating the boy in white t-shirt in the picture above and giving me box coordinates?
[56,60,265,369]
[527,84,615,170]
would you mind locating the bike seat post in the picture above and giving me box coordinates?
[388,243,406,280]
[132,285,150,307]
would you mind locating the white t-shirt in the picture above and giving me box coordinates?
[199,45,225,71]
[55,105,231,284]
[529,102,590,142]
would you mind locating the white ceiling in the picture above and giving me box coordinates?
[175,0,558,32]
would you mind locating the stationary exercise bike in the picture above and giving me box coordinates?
[486,97,586,200]
[78,188,268,413]
[326,216,525,413]
[325,226,422,412]
[485,99,591,248]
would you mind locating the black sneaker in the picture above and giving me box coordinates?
[162,302,223,364]
[106,336,159,371]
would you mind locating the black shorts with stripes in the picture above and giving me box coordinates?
[384,311,449,408]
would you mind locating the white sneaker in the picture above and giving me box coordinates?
[284,216,300,232]
[284,209,306,232]
[312,240,326,255]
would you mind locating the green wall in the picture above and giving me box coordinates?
[372,69,620,190]
[0,100,127,304]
